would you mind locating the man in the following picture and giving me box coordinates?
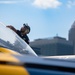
[7,23,30,44]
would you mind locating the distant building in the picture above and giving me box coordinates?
[31,47,41,56]
[69,21,75,54]
[30,21,75,56]
[30,36,74,56]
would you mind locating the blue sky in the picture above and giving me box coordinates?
[0,0,75,41]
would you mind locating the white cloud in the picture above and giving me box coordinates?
[67,0,75,8]
[0,0,26,4]
[32,0,62,9]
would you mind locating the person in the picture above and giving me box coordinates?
[7,23,30,44]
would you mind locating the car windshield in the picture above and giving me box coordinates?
[0,22,37,56]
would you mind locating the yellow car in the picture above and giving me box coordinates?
[0,22,37,75]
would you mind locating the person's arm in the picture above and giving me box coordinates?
[6,25,17,32]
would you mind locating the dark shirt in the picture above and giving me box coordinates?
[16,30,29,44]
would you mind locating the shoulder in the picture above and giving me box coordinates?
[25,34,29,39]
[16,30,20,32]
[16,30,21,36]
[16,30,20,33]
[24,35,30,44]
